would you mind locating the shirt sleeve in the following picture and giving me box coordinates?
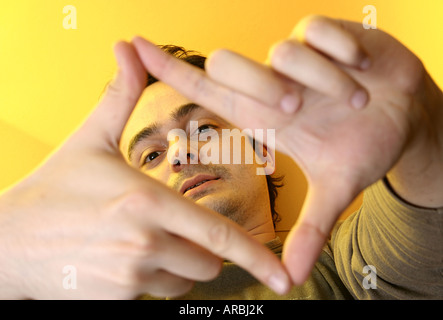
[331,178,443,299]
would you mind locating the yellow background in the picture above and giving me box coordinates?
[1,1,442,238]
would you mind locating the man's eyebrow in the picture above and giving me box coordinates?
[128,122,160,162]
[170,103,201,122]
[127,103,201,162]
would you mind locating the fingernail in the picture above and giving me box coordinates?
[280,93,301,113]
[269,272,290,295]
[351,89,369,109]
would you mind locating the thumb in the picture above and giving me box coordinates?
[72,40,147,152]
[282,181,358,285]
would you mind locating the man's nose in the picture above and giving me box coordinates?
[168,139,198,172]
[172,153,195,165]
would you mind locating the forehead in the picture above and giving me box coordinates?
[120,82,192,153]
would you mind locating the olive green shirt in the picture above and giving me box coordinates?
[140,178,443,300]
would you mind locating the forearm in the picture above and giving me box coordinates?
[333,178,443,299]
[0,189,29,299]
[387,72,443,208]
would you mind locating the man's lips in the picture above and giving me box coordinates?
[179,175,220,195]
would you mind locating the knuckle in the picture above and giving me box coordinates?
[108,235,161,289]
[180,65,209,104]
[395,54,425,93]
[191,71,210,101]
[110,257,146,290]
[220,88,236,117]
[158,52,176,79]
[207,223,232,256]
[343,42,364,66]
[110,188,162,217]
[293,15,328,42]
[130,230,160,258]
[270,40,297,69]
[121,266,143,288]
[103,77,136,106]
[204,257,223,281]
[206,48,229,76]
[329,75,353,97]
[104,80,120,98]
[305,15,329,33]
[163,279,196,298]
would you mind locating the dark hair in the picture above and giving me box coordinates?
[146,45,284,226]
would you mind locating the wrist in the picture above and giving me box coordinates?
[411,72,442,148]
[388,72,443,208]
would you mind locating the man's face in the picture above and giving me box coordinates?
[120,82,274,233]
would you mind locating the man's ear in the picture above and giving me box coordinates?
[256,142,276,176]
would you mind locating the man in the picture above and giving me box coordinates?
[0,16,441,299]
[119,44,353,299]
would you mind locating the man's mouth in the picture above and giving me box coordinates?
[180,175,220,195]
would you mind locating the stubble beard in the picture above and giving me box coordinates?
[172,164,250,227]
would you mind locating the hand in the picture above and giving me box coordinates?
[0,42,290,299]
[131,16,439,284]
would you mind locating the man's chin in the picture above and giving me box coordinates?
[193,193,220,209]
[194,195,247,227]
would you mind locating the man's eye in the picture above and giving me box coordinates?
[197,124,216,134]
[143,151,161,164]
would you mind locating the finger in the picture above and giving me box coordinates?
[155,234,223,282]
[131,36,289,136]
[206,49,303,113]
[137,269,195,298]
[159,192,292,295]
[269,40,369,109]
[78,41,147,151]
[292,15,371,70]
[282,182,358,285]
